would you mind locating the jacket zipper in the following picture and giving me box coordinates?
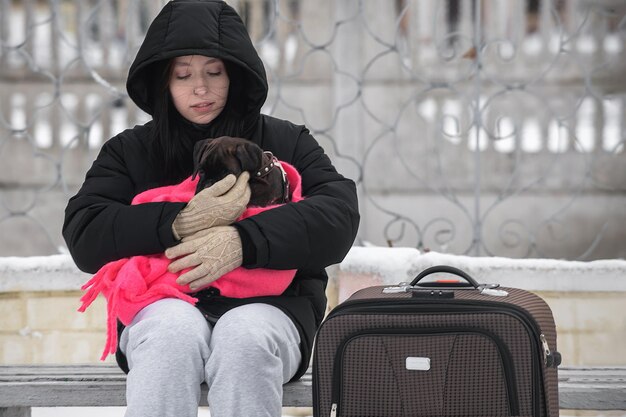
[320,299,549,417]
[329,327,519,417]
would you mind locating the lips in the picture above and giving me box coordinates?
[191,102,213,112]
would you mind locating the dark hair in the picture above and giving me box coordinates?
[149,58,252,181]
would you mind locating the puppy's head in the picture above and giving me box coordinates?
[192,136,289,206]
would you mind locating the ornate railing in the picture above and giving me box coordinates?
[0,0,624,259]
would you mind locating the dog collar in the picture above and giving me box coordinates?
[255,151,290,203]
[255,151,277,178]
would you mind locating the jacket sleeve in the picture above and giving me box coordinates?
[235,128,360,270]
[62,137,185,273]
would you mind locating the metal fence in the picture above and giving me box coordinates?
[0,0,625,260]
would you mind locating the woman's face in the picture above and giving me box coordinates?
[169,55,230,125]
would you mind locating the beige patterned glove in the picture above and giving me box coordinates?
[172,172,251,240]
[165,226,243,291]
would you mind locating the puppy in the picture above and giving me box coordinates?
[192,136,289,206]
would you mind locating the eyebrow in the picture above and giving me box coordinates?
[173,58,219,67]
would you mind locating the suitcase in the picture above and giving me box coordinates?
[312,265,561,417]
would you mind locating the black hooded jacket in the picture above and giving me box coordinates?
[62,0,359,379]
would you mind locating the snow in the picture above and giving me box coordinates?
[338,247,424,281]
[2,249,626,293]
[0,254,90,292]
[0,254,77,273]
[2,249,623,278]
[342,246,626,276]
[339,247,626,292]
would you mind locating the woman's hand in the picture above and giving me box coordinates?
[172,172,251,240]
[165,226,243,291]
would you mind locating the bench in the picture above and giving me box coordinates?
[1,365,625,416]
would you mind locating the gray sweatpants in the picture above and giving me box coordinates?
[119,298,302,417]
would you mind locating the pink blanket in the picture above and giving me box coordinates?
[78,162,302,360]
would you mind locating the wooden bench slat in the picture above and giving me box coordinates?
[0,366,624,410]
[0,365,122,376]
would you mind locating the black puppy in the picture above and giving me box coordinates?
[192,136,289,206]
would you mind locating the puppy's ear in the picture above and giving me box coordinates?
[192,139,213,179]
[235,142,264,173]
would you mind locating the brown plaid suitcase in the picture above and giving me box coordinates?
[312,265,561,417]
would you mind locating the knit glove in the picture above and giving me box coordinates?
[165,226,243,291]
[172,172,251,240]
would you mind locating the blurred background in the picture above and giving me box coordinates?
[1,1,625,416]
[1,0,625,261]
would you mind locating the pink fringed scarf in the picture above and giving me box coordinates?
[78,162,302,360]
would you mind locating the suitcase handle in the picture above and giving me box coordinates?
[410,265,480,288]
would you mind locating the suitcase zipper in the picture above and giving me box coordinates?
[329,327,519,417]
[322,300,550,417]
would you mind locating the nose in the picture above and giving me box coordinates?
[193,85,207,95]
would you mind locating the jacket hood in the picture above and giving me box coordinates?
[126,0,267,117]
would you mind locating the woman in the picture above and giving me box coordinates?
[62,1,359,416]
